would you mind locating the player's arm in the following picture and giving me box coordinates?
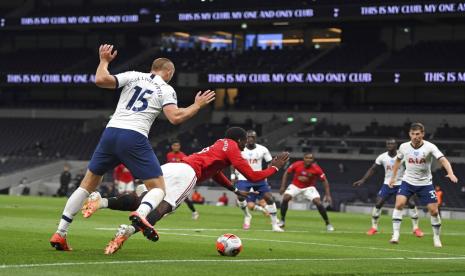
[438,157,458,183]
[212,172,255,198]
[163,90,215,125]
[95,44,118,89]
[229,166,238,184]
[230,150,289,183]
[280,171,290,195]
[353,163,379,187]
[388,158,402,188]
[321,176,332,203]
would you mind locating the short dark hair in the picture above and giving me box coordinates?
[171,140,180,145]
[225,127,247,142]
[410,122,425,132]
[304,152,313,157]
[246,130,257,137]
[386,138,397,143]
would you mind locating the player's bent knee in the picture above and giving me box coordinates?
[80,169,103,192]
[144,176,166,192]
[312,198,321,205]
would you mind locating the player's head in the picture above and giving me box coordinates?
[246,130,257,147]
[171,140,181,152]
[225,127,247,150]
[409,122,425,144]
[303,152,314,166]
[386,138,397,151]
[435,185,441,191]
[151,58,175,83]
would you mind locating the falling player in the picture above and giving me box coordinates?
[353,138,424,237]
[84,127,289,254]
[49,44,215,251]
[279,153,334,231]
[231,130,282,231]
[389,123,458,247]
[166,140,199,220]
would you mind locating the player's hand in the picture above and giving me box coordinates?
[194,90,215,109]
[388,179,395,188]
[279,186,286,195]
[271,152,289,170]
[353,180,364,187]
[446,174,458,183]
[323,195,332,204]
[99,44,117,63]
[235,189,258,198]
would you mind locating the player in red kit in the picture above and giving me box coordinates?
[113,164,135,194]
[279,153,334,231]
[166,140,199,220]
[85,127,289,254]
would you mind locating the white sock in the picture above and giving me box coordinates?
[371,207,381,230]
[265,203,278,225]
[409,206,419,230]
[392,209,403,240]
[57,187,89,235]
[100,198,108,209]
[431,215,441,237]
[253,205,266,214]
[136,188,165,218]
[238,200,251,217]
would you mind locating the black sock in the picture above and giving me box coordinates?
[108,193,141,211]
[280,201,289,222]
[316,204,330,225]
[184,198,196,212]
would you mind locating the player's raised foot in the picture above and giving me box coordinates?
[366,227,378,235]
[272,224,284,232]
[81,191,102,218]
[192,211,199,220]
[50,232,72,251]
[104,224,133,255]
[129,211,159,242]
[433,236,443,248]
[326,224,335,232]
[413,228,424,238]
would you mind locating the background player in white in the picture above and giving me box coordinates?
[389,123,458,247]
[353,139,423,237]
[232,130,283,232]
[50,44,215,251]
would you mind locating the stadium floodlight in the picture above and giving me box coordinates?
[310,117,318,123]
[287,116,294,123]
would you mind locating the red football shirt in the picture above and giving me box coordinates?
[286,161,326,188]
[113,164,134,183]
[182,139,278,183]
[166,151,187,163]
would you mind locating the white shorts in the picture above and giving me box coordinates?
[161,162,197,209]
[284,184,320,201]
[117,181,134,194]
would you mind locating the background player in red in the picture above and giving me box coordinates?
[166,140,199,220]
[82,127,289,254]
[113,164,135,194]
[279,153,334,231]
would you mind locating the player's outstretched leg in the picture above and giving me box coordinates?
[407,200,424,237]
[130,177,166,228]
[184,198,199,220]
[368,197,386,235]
[313,198,334,231]
[279,194,292,228]
[104,224,136,255]
[237,199,252,230]
[50,170,102,251]
[249,201,269,216]
[82,191,143,217]
[391,195,407,244]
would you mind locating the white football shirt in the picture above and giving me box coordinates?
[235,144,273,181]
[106,71,177,137]
[397,140,444,186]
[375,151,404,186]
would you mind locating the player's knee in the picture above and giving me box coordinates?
[429,208,439,217]
[313,198,322,206]
[407,201,416,209]
[144,176,166,192]
[282,195,291,203]
[247,203,255,210]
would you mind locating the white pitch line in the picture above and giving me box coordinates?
[2,257,465,270]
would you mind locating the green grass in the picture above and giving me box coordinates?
[1,195,465,275]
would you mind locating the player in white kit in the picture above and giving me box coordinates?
[353,139,423,237]
[50,44,215,251]
[389,123,458,247]
[232,130,283,232]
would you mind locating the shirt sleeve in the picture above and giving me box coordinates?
[226,142,278,183]
[161,86,178,107]
[316,165,326,180]
[263,147,273,163]
[375,154,383,165]
[431,144,444,159]
[113,71,136,88]
[397,145,405,160]
[286,162,296,174]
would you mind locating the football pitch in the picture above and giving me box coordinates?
[1,195,465,275]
